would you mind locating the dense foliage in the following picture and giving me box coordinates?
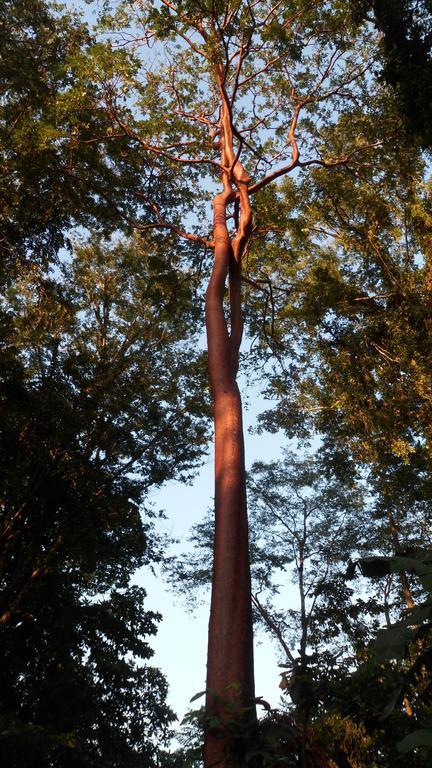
[351,0,432,146]
[2,0,432,765]
[0,232,210,766]
[0,0,192,280]
[0,2,214,762]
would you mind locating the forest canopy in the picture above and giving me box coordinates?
[1,1,432,767]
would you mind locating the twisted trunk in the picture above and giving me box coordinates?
[203,87,255,767]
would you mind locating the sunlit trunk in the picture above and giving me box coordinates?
[203,100,255,764]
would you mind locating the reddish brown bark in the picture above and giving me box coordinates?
[203,86,255,767]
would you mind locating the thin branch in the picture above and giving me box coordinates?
[252,592,296,664]
[108,109,226,172]
[249,105,301,193]
[237,54,283,90]
[67,167,214,247]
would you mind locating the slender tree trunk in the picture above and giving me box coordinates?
[386,505,414,609]
[203,90,255,767]
[385,501,415,716]
[298,540,309,768]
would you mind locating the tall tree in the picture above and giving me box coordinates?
[93,2,386,761]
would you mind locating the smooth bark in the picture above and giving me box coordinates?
[203,86,255,767]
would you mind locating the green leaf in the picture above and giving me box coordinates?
[373,623,419,662]
[356,553,432,593]
[381,681,405,719]
[397,729,432,752]
[189,690,206,703]
[402,603,432,626]
[357,556,392,578]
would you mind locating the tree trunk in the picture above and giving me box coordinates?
[386,502,415,717]
[386,505,414,609]
[203,97,255,765]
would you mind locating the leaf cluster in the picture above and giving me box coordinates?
[0,232,211,766]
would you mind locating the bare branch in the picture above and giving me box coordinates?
[252,592,296,664]
[249,105,301,193]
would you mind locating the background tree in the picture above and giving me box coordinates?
[0,233,210,767]
[238,77,432,761]
[0,0,189,282]
[248,97,432,566]
[350,0,432,146]
[168,451,394,766]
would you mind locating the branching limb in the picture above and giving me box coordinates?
[252,591,296,665]
[249,104,300,193]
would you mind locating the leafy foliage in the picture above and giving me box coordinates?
[3,0,432,765]
[350,550,432,754]
[0,233,210,766]
[0,0,191,281]
[351,0,432,146]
